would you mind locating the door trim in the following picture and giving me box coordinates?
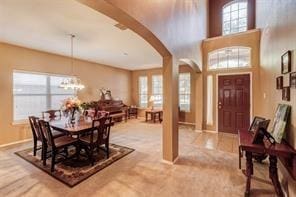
[215,72,253,133]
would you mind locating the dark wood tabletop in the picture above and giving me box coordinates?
[48,117,115,136]
[239,129,295,157]
[49,118,93,135]
[145,109,163,113]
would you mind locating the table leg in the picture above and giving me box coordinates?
[145,112,148,122]
[153,113,156,123]
[245,151,253,197]
[159,112,163,123]
[269,156,284,197]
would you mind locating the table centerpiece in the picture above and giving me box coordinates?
[61,97,82,124]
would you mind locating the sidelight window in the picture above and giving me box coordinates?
[179,73,191,112]
[139,76,148,108]
[152,75,163,107]
[206,75,213,125]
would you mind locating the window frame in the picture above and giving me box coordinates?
[12,70,77,123]
[152,75,163,108]
[222,0,248,35]
[208,46,251,71]
[138,75,148,108]
[179,73,191,112]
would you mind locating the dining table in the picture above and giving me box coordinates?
[47,116,114,137]
[49,117,94,136]
[46,116,114,163]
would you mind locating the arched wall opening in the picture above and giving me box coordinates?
[76,0,179,162]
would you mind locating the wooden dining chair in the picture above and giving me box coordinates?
[38,120,78,172]
[28,116,43,156]
[42,110,62,119]
[79,118,104,166]
[97,117,113,159]
[79,116,113,165]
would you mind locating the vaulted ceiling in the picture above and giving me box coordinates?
[0,0,162,70]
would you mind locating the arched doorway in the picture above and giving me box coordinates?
[76,0,179,162]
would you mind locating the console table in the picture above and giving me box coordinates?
[145,109,163,123]
[238,130,296,197]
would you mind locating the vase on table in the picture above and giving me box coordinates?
[69,107,81,125]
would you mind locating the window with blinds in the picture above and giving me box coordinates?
[138,76,148,108]
[152,75,163,108]
[13,71,76,121]
[179,73,191,112]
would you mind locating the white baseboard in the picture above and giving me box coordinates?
[194,129,203,133]
[0,138,32,148]
[161,156,179,165]
[178,121,195,126]
[203,130,218,134]
[193,129,218,134]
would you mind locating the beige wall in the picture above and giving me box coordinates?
[131,65,197,124]
[202,29,261,131]
[79,0,208,161]
[0,42,131,145]
[106,0,208,68]
[256,0,296,195]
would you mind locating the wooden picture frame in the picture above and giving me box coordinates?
[252,119,271,144]
[276,76,283,89]
[282,87,290,101]
[270,104,291,143]
[249,116,266,133]
[290,72,296,88]
[281,51,292,74]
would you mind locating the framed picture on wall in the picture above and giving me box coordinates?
[290,72,296,88]
[281,51,292,74]
[276,76,283,89]
[282,87,290,101]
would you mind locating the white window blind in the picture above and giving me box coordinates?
[13,71,76,121]
[208,46,251,70]
[179,73,191,112]
[138,76,148,108]
[223,0,248,35]
[152,75,163,108]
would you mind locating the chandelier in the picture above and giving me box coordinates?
[59,34,85,90]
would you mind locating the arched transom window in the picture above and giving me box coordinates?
[208,46,251,70]
[223,0,248,35]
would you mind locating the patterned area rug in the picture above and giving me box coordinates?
[15,144,134,187]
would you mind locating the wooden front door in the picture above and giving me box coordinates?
[218,74,250,134]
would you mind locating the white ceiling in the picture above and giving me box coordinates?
[0,0,162,70]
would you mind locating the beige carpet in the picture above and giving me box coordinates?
[0,119,276,197]
[15,144,134,187]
